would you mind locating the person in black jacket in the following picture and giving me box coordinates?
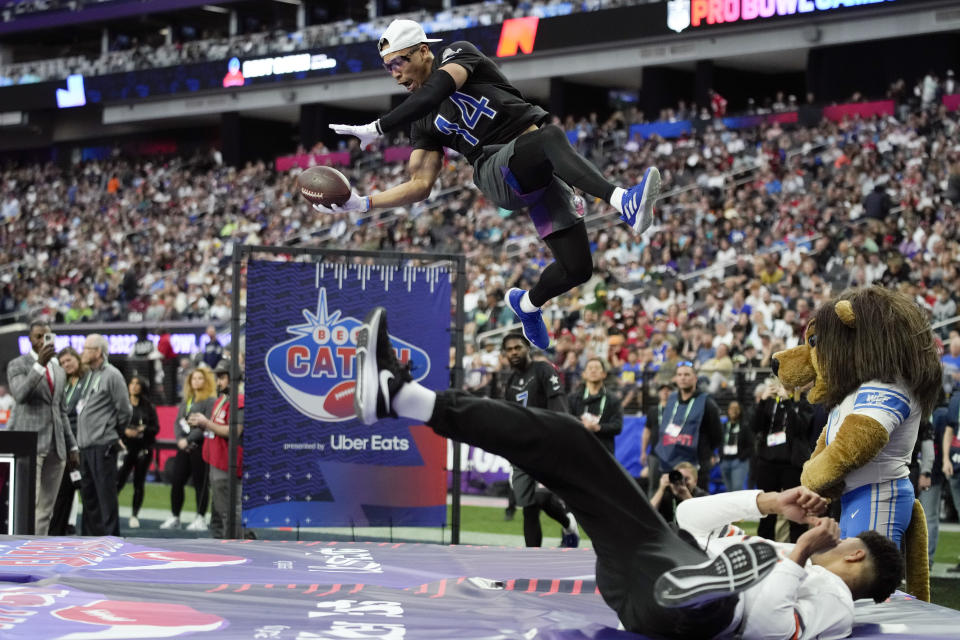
[117,374,159,529]
[718,401,754,492]
[568,357,624,455]
[499,333,579,547]
[750,378,816,542]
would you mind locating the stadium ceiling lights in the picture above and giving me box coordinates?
[202,4,231,13]
[273,0,302,5]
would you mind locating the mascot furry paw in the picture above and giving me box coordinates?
[773,286,941,602]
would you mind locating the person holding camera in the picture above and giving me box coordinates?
[650,462,708,523]
[6,321,79,535]
[751,377,816,543]
[650,362,723,494]
[77,333,132,536]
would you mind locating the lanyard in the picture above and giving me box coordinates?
[725,420,740,445]
[670,396,695,427]
[583,386,606,416]
[85,373,102,398]
[65,375,86,405]
[186,397,193,413]
[67,374,90,404]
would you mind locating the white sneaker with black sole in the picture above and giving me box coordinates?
[653,538,779,609]
[354,306,412,425]
[159,516,181,530]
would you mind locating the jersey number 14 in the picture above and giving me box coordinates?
[434,92,497,146]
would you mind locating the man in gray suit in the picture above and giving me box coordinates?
[78,333,131,536]
[6,321,79,535]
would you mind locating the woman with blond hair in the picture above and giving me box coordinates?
[160,366,216,531]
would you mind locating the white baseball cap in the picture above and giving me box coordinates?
[378,19,441,58]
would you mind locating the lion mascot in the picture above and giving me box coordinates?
[772,285,940,602]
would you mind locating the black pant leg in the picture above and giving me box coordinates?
[191,447,210,516]
[169,449,191,517]
[132,449,152,516]
[116,450,135,492]
[79,448,104,536]
[535,488,570,527]
[521,505,543,547]
[95,445,121,536]
[48,468,74,535]
[428,391,736,638]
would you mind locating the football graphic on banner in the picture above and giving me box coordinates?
[264,288,430,421]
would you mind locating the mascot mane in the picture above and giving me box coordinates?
[813,286,941,416]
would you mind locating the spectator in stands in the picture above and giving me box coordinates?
[942,335,960,395]
[320,19,661,350]
[0,385,13,428]
[751,378,816,543]
[650,362,722,494]
[617,346,644,413]
[198,325,225,369]
[129,326,162,389]
[864,183,892,222]
[161,366,216,531]
[188,360,243,539]
[77,333,131,536]
[6,321,78,535]
[568,357,623,455]
[117,373,159,529]
[48,346,87,536]
[719,401,753,492]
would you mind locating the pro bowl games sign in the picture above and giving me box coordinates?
[244,261,451,528]
[667,0,897,33]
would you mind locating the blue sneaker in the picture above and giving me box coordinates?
[504,288,549,349]
[620,166,661,234]
[560,530,580,548]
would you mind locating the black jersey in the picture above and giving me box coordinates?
[502,360,566,411]
[410,41,547,164]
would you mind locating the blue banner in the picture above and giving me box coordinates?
[244,261,451,527]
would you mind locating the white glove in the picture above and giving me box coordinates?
[329,121,381,149]
[311,190,371,214]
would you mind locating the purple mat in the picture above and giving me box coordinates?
[0,536,956,638]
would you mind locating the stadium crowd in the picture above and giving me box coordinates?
[2,90,959,335]
[0,0,642,85]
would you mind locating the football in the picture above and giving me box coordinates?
[297,166,352,208]
[323,380,356,419]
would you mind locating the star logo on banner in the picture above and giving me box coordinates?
[285,473,291,480]
[285,495,292,501]
[264,472,271,479]
[264,494,271,501]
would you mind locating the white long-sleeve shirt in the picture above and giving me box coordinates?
[676,491,855,640]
